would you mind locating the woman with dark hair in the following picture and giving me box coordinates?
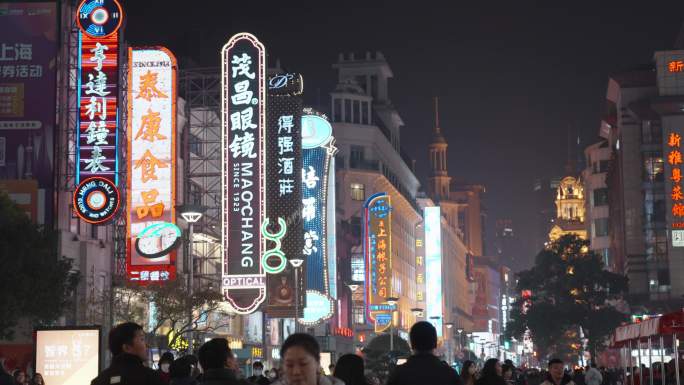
[476,359,507,385]
[333,354,368,385]
[30,373,44,385]
[271,333,343,385]
[461,361,478,385]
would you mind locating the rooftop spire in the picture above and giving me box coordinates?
[434,96,441,134]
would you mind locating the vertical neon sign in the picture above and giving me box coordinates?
[221,33,267,314]
[364,192,393,332]
[424,206,443,337]
[126,47,177,283]
[72,0,123,225]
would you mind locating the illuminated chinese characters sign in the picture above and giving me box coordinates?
[299,113,337,325]
[669,60,684,73]
[221,33,267,314]
[424,206,443,337]
[127,47,177,282]
[265,73,304,318]
[73,0,123,224]
[364,192,392,331]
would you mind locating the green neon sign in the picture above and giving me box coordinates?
[261,217,287,274]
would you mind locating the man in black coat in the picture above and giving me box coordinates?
[198,338,249,385]
[91,322,165,385]
[387,321,462,385]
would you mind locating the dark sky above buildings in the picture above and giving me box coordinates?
[124,1,684,270]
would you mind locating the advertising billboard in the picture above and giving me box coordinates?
[299,112,337,325]
[265,73,304,317]
[364,192,393,331]
[73,0,124,224]
[221,33,267,314]
[35,327,100,385]
[126,47,177,283]
[424,206,443,337]
[0,2,58,225]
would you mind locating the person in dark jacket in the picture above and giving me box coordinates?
[0,364,12,385]
[334,354,369,385]
[386,321,462,385]
[198,338,248,385]
[91,322,165,385]
[247,361,270,385]
[476,359,507,385]
[158,352,175,384]
[170,356,199,385]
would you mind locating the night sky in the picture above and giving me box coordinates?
[124,1,684,269]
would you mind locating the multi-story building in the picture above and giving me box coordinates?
[601,51,684,310]
[582,141,612,269]
[331,52,423,350]
[532,177,561,253]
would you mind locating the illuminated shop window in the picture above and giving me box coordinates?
[350,183,365,201]
[351,254,364,282]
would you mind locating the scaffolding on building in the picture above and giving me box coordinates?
[179,67,224,288]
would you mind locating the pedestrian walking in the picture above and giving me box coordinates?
[158,352,175,384]
[90,322,165,385]
[170,357,199,385]
[476,359,507,385]
[197,338,249,385]
[461,361,478,385]
[271,333,343,385]
[333,354,369,385]
[504,364,516,385]
[586,364,603,385]
[247,361,270,385]
[386,321,461,385]
[540,359,575,385]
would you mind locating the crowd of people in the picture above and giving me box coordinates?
[0,367,45,385]
[60,320,678,385]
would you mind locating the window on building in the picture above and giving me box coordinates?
[362,101,369,124]
[643,153,664,182]
[350,183,365,201]
[350,145,364,168]
[353,100,360,124]
[189,182,202,206]
[598,160,610,173]
[344,99,352,123]
[657,268,670,286]
[333,98,342,122]
[90,224,98,239]
[352,304,365,325]
[593,188,609,206]
[593,218,609,237]
[370,75,378,100]
[351,254,364,282]
[641,121,663,144]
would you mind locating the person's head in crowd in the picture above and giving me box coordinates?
[31,373,45,385]
[252,361,264,377]
[482,358,502,378]
[109,322,147,360]
[159,352,174,373]
[198,338,237,372]
[548,358,565,383]
[461,360,477,381]
[334,354,366,385]
[502,364,514,380]
[169,356,194,380]
[280,333,321,385]
[12,370,26,385]
[409,321,437,353]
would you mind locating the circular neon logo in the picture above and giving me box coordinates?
[73,177,120,224]
[76,0,123,38]
[135,222,182,259]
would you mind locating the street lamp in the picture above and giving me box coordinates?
[290,258,304,332]
[346,282,361,348]
[456,328,464,358]
[177,204,205,353]
[386,296,399,353]
[411,307,423,318]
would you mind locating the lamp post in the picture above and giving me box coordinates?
[178,204,205,353]
[445,323,454,364]
[386,296,399,353]
[456,328,464,359]
[290,258,304,332]
[345,282,361,351]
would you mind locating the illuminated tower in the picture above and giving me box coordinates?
[548,176,587,241]
[427,97,451,201]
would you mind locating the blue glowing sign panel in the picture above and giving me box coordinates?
[301,114,332,149]
[301,290,334,325]
[424,206,443,337]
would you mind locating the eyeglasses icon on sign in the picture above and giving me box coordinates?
[135,222,182,259]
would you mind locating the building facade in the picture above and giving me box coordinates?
[582,141,612,269]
